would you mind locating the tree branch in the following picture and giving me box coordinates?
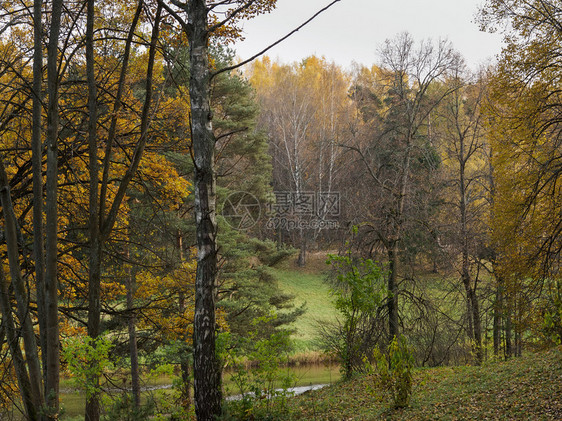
[211,0,342,78]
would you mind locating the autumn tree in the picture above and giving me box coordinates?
[342,33,459,342]
[481,0,562,354]
[0,0,63,417]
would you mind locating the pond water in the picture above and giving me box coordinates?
[58,363,340,419]
[221,362,340,397]
[282,363,340,387]
[224,363,340,400]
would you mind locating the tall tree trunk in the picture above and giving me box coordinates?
[462,278,474,340]
[126,269,141,409]
[84,3,160,418]
[493,284,502,357]
[387,141,411,343]
[388,242,399,341]
[297,233,307,267]
[177,232,192,412]
[45,0,63,414]
[31,0,48,397]
[180,351,192,411]
[458,134,482,364]
[85,0,101,417]
[469,288,482,363]
[505,297,513,359]
[0,268,39,421]
[0,159,45,419]
[186,1,222,419]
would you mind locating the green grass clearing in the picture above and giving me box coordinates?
[270,261,337,352]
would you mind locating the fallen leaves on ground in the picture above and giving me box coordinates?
[285,346,562,420]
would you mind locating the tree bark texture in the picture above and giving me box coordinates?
[387,242,399,341]
[459,138,483,364]
[127,270,141,409]
[186,1,223,419]
[45,0,63,414]
[32,0,48,398]
[0,268,39,421]
[85,0,101,417]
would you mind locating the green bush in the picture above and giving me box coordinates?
[62,335,113,400]
[368,336,414,409]
[322,253,386,378]
[542,284,562,346]
[102,393,156,421]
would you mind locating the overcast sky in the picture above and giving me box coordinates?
[232,0,504,70]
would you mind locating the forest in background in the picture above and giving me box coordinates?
[0,0,561,420]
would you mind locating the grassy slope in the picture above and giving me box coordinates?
[270,255,562,418]
[288,346,562,420]
[271,252,338,351]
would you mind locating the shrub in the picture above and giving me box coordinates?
[321,253,386,378]
[368,336,414,409]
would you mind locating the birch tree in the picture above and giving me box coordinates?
[250,57,350,264]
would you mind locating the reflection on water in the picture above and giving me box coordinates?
[287,363,340,387]
[224,363,341,399]
[223,363,341,392]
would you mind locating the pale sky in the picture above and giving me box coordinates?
[233,0,504,70]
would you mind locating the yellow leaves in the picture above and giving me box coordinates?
[138,151,192,208]
[101,280,127,299]
[59,318,87,339]
[135,257,227,344]
[248,54,353,142]
[136,258,197,343]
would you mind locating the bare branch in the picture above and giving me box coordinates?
[211,0,342,78]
